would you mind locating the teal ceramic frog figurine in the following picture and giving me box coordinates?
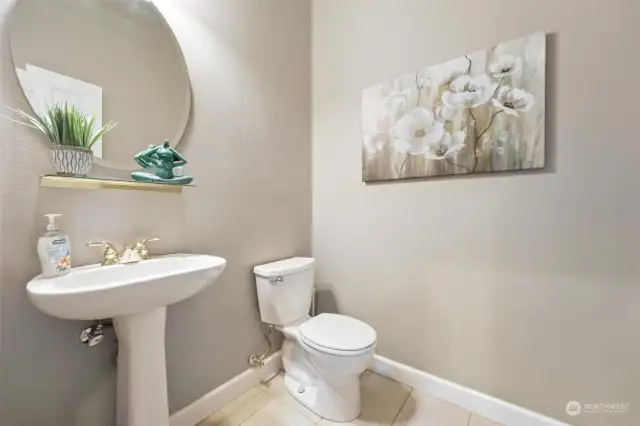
[131,140,193,185]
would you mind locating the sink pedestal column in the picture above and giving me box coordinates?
[114,307,169,426]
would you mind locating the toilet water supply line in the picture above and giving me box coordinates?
[248,324,274,368]
[248,288,317,368]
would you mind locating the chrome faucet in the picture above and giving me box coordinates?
[87,237,161,265]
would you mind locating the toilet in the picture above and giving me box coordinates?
[254,257,377,423]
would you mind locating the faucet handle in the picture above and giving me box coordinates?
[135,237,161,260]
[139,237,161,245]
[87,241,119,251]
[86,241,121,266]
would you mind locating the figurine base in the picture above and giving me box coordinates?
[131,172,193,185]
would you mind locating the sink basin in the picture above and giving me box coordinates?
[27,254,226,320]
[26,253,226,426]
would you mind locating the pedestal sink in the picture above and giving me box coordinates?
[26,254,226,426]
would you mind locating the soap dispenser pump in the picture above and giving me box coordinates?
[37,214,71,278]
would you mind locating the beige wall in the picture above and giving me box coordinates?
[312,1,639,426]
[0,0,310,424]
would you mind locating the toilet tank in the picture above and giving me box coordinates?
[254,257,315,326]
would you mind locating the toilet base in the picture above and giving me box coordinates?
[281,339,363,423]
[284,372,361,423]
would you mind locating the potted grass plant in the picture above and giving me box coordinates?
[6,103,117,176]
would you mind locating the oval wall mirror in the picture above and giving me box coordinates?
[8,0,191,171]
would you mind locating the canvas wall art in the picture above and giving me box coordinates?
[362,32,546,182]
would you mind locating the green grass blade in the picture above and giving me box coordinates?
[88,121,118,149]
[4,102,116,150]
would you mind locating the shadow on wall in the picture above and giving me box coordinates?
[314,284,340,316]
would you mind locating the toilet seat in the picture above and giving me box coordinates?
[299,313,376,356]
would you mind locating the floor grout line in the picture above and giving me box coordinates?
[368,369,412,389]
[214,371,490,426]
[389,387,413,426]
[236,385,274,426]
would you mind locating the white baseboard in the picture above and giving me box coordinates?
[372,355,570,426]
[170,352,282,426]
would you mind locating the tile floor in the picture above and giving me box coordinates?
[198,371,506,426]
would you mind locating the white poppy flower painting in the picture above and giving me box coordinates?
[361,32,546,182]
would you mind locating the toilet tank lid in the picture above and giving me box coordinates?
[254,257,315,278]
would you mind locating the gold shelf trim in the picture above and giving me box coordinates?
[40,175,186,193]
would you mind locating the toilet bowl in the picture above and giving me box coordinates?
[280,313,376,422]
[254,258,377,422]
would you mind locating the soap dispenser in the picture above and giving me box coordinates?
[37,214,71,278]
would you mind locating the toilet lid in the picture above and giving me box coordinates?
[299,313,377,352]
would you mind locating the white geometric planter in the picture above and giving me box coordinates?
[50,146,93,177]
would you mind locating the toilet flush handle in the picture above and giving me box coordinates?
[269,276,284,284]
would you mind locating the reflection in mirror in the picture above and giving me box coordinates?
[9,0,191,170]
